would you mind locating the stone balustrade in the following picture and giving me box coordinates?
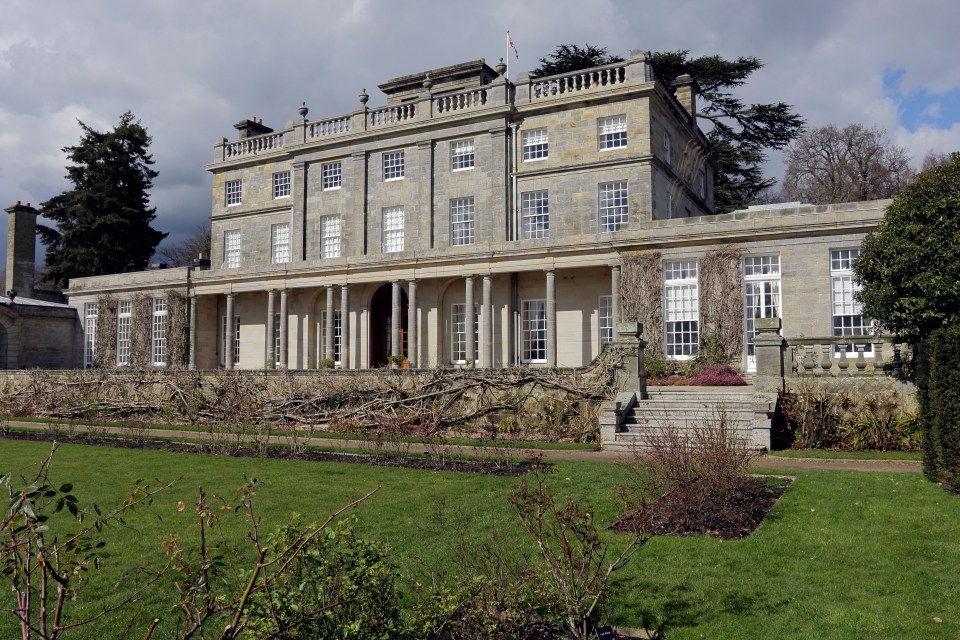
[788,337,898,377]
[528,63,629,100]
[307,116,352,140]
[223,132,285,160]
[752,317,909,394]
[435,88,487,114]
[369,103,417,127]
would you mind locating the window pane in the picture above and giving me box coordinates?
[225,179,242,206]
[273,171,290,198]
[271,223,290,264]
[598,115,627,150]
[322,162,342,189]
[382,207,404,252]
[664,260,699,357]
[599,181,628,232]
[450,139,475,170]
[321,216,342,258]
[521,128,548,161]
[521,190,549,239]
[450,197,475,246]
[224,230,241,268]
[383,151,405,180]
[521,300,547,362]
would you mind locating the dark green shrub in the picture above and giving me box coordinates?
[916,328,960,491]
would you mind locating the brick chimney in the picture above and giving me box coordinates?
[672,74,698,120]
[5,201,39,298]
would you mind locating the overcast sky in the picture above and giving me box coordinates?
[2,0,959,279]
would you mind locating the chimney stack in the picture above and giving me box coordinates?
[672,74,698,121]
[5,201,39,298]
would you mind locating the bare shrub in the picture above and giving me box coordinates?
[621,410,763,537]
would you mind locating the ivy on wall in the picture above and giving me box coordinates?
[93,289,189,369]
[698,246,745,362]
[620,251,663,351]
[94,293,117,367]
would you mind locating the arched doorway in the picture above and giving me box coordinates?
[369,283,408,367]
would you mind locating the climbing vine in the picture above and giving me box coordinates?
[620,251,663,351]
[166,289,189,368]
[698,246,744,363]
[94,293,117,367]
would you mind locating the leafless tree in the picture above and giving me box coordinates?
[921,150,956,171]
[781,124,913,204]
[156,224,211,267]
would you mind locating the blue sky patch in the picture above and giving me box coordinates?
[884,67,960,132]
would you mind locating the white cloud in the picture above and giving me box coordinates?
[1,0,959,271]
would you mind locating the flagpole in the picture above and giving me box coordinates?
[506,31,510,79]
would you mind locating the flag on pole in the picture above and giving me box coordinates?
[508,31,519,59]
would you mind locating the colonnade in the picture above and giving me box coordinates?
[186,264,622,370]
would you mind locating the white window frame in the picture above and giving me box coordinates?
[450,303,479,365]
[271,223,290,264]
[743,256,782,372]
[225,179,242,206]
[383,151,405,181]
[664,260,699,359]
[521,128,548,162]
[273,312,281,367]
[83,303,98,368]
[321,215,342,259]
[450,139,475,171]
[222,316,240,366]
[599,181,628,232]
[521,190,549,239]
[322,162,342,190]
[830,249,872,353]
[223,229,241,268]
[116,300,132,366]
[599,295,613,348]
[272,171,291,199]
[450,197,476,246]
[598,115,627,150]
[521,299,547,363]
[151,298,167,366]
[382,206,404,253]
[320,310,343,365]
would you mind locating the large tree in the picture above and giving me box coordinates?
[854,152,960,346]
[38,112,167,288]
[157,224,212,267]
[530,45,805,213]
[781,124,913,204]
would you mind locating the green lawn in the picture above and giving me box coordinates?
[768,449,922,461]
[0,439,957,639]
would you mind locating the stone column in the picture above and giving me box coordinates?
[482,274,493,368]
[754,317,785,393]
[340,284,350,369]
[545,269,557,368]
[465,275,475,367]
[279,289,289,369]
[224,293,235,370]
[407,280,418,366]
[611,264,621,331]
[391,281,401,358]
[325,285,335,362]
[266,290,276,369]
[188,294,198,370]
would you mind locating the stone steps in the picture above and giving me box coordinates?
[600,386,776,452]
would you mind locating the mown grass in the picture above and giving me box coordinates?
[1,415,598,450]
[768,449,922,461]
[0,440,957,639]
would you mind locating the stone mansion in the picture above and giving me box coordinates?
[60,51,884,373]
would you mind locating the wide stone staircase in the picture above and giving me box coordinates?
[599,386,777,451]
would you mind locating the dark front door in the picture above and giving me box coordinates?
[369,283,408,367]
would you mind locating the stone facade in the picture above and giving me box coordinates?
[64,53,887,375]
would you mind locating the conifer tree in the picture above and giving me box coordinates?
[38,112,167,288]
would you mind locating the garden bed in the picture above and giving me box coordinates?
[0,430,539,476]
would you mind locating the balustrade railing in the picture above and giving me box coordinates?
[786,336,907,377]
[435,88,487,113]
[369,103,416,127]
[224,132,285,159]
[529,64,628,100]
[307,116,351,139]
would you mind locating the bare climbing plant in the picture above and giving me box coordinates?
[620,251,663,351]
[698,246,745,363]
